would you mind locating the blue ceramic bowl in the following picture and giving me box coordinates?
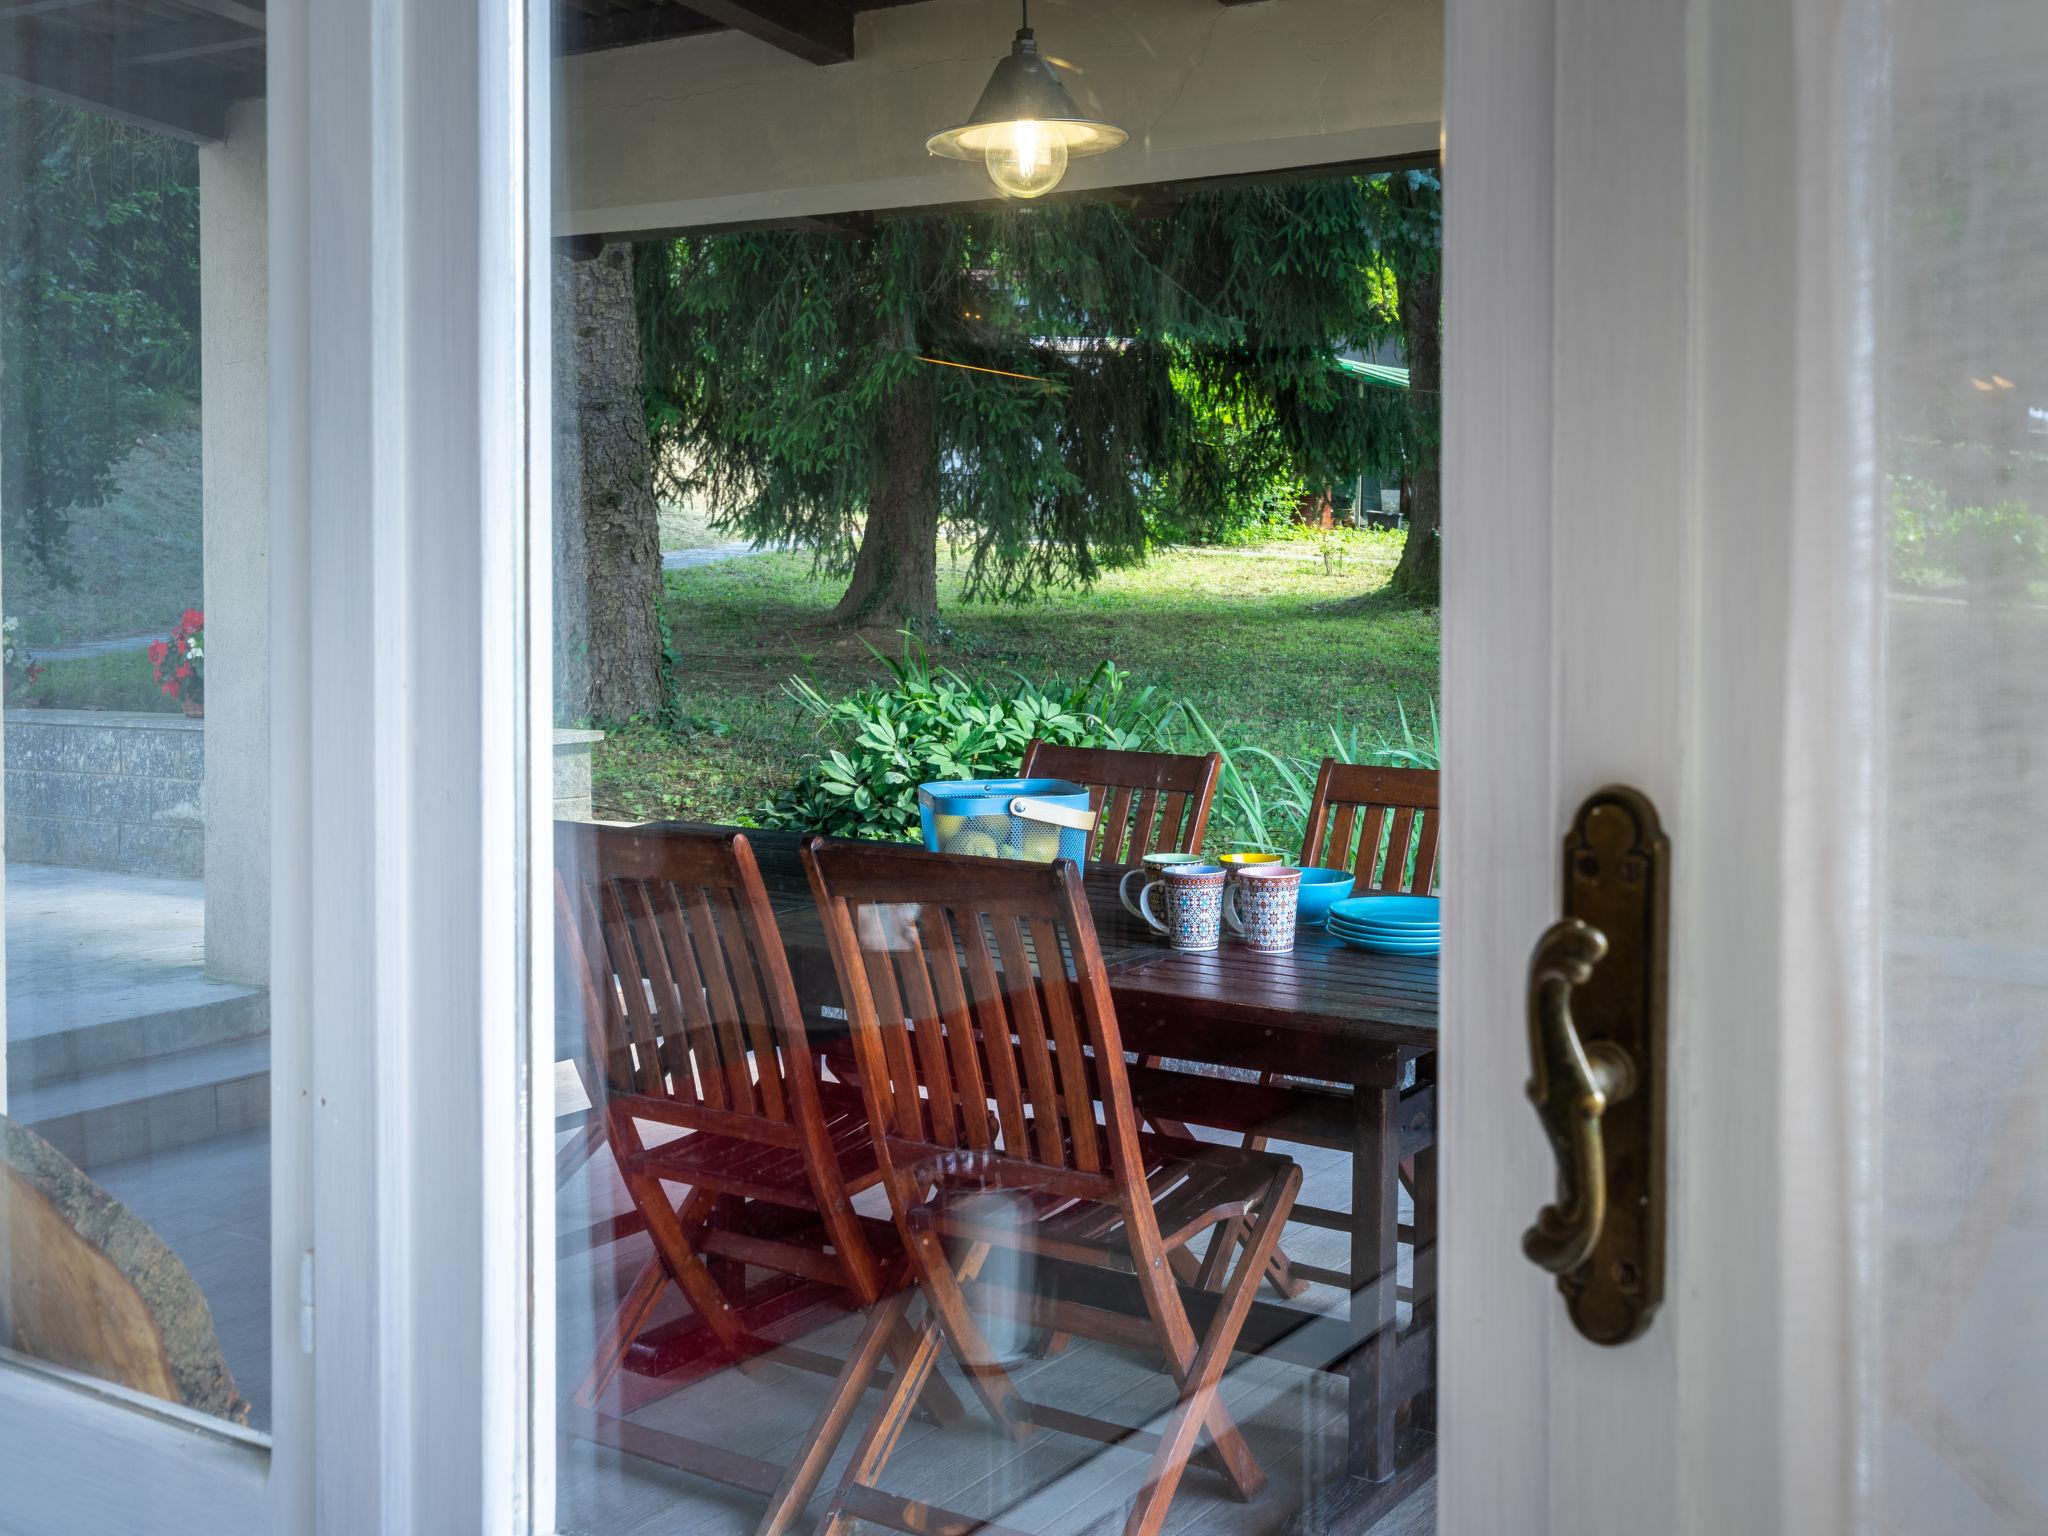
[1292,867,1356,925]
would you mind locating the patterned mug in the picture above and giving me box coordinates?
[1139,863,1228,952]
[1216,851,1284,871]
[1224,864,1302,952]
[1120,850,1206,918]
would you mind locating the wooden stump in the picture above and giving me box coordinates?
[0,1115,250,1424]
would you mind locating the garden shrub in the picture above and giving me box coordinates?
[757,641,1168,842]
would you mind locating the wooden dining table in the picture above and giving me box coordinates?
[646,823,1439,1535]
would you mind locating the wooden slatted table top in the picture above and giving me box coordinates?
[640,824,1441,1059]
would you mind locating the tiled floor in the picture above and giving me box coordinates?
[92,1128,273,1427]
[553,1125,1431,1536]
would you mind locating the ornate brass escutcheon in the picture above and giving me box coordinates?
[1522,785,1668,1344]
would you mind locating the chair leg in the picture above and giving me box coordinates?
[813,1305,951,1536]
[1125,1169,1302,1536]
[555,1117,607,1191]
[1128,1232,1260,1506]
[905,1233,1032,1440]
[629,1172,755,1358]
[573,1253,667,1411]
[755,1290,916,1536]
[1240,1068,1310,1299]
[575,1184,720,1409]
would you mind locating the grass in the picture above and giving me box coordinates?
[3,421,203,649]
[592,527,1440,827]
[13,647,182,714]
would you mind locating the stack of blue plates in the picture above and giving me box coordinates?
[1325,894,1440,955]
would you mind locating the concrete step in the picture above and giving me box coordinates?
[5,988,269,1088]
[10,1035,269,1172]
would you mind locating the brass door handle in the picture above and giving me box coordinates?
[1522,919,1636,1274]
[1521,787,1669,1344]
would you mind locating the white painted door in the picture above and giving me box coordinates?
[1440,0,2048,1533]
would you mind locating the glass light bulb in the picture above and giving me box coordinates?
[984,120,1068,199]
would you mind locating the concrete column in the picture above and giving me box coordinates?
[199,101,269,985]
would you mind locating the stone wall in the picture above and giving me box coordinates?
[5,711,204,879]
[555,728,603,820]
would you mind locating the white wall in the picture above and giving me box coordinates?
[199,100,269,985]
[558,0,1442,235]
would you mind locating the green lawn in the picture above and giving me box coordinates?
[593,528,1442,834]
[14,647,181,714]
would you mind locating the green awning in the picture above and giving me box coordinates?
[1334,357,1410,389]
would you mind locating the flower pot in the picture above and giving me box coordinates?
[181,695,204,719]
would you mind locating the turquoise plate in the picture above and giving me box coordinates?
[1328,916,1440,939]
[1329,930,1440,956]
[1327,894,1440,928]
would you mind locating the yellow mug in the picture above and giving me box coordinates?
[1217,851,1284,869]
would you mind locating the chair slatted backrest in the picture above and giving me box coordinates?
[555,823,813,1128]
[802,840,1146,1205]
[1018,741,1223,864]
[1299,762,1442,894]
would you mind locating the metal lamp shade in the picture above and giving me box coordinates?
[925,31,1128,160]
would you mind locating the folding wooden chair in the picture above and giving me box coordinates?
[555,822,960,1536]
[1020,742,1224,1302]
[1152,763,1441,1299]
[802,839,1301,1536]
[1299,762,1441,896]
[1019,740,1222,862]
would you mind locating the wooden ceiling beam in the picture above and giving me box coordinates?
[114,16,262,67]
[682,0,853,65]
[557,5,722,57]
[0,20,227,142]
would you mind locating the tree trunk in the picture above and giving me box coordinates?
[554,242,665,722]
[1388,259,1442,604]
[2,1116,250,1424]
[829,364,940,628]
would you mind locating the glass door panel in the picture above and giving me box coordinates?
[2,26,274,1438]
[544,6,1443,1534]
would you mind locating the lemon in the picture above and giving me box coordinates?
[1018,825,1063,862]
[933,813,967,843]
[970,814,1015,841]
[949,830,1003,860]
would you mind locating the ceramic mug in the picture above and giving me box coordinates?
[1120,850,1206,918]
[1139,863,1228,952]
[1224,864,1302,952]
[1216,851,1284,871]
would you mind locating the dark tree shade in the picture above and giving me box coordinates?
[1365,170,1443,604]
[636,171,1431,627]
[0,97,200,584]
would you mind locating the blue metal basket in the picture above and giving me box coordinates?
[917,778,1096,863]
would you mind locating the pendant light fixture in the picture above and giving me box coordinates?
[925,0,1126,200]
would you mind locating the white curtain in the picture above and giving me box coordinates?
[1863,1,2048,1529]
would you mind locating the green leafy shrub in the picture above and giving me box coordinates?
[1171,695,1440,856]
[757,640,1168,842]
[1891,471,2047,599]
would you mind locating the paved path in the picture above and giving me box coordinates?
[662,543,754,571]
[35,630,164,661]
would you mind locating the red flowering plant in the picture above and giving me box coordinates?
[151,609,205,710]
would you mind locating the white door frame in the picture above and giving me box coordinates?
[276,0,542,1526]
[1441,0,1877,1531]
[1,0,1892,1529]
